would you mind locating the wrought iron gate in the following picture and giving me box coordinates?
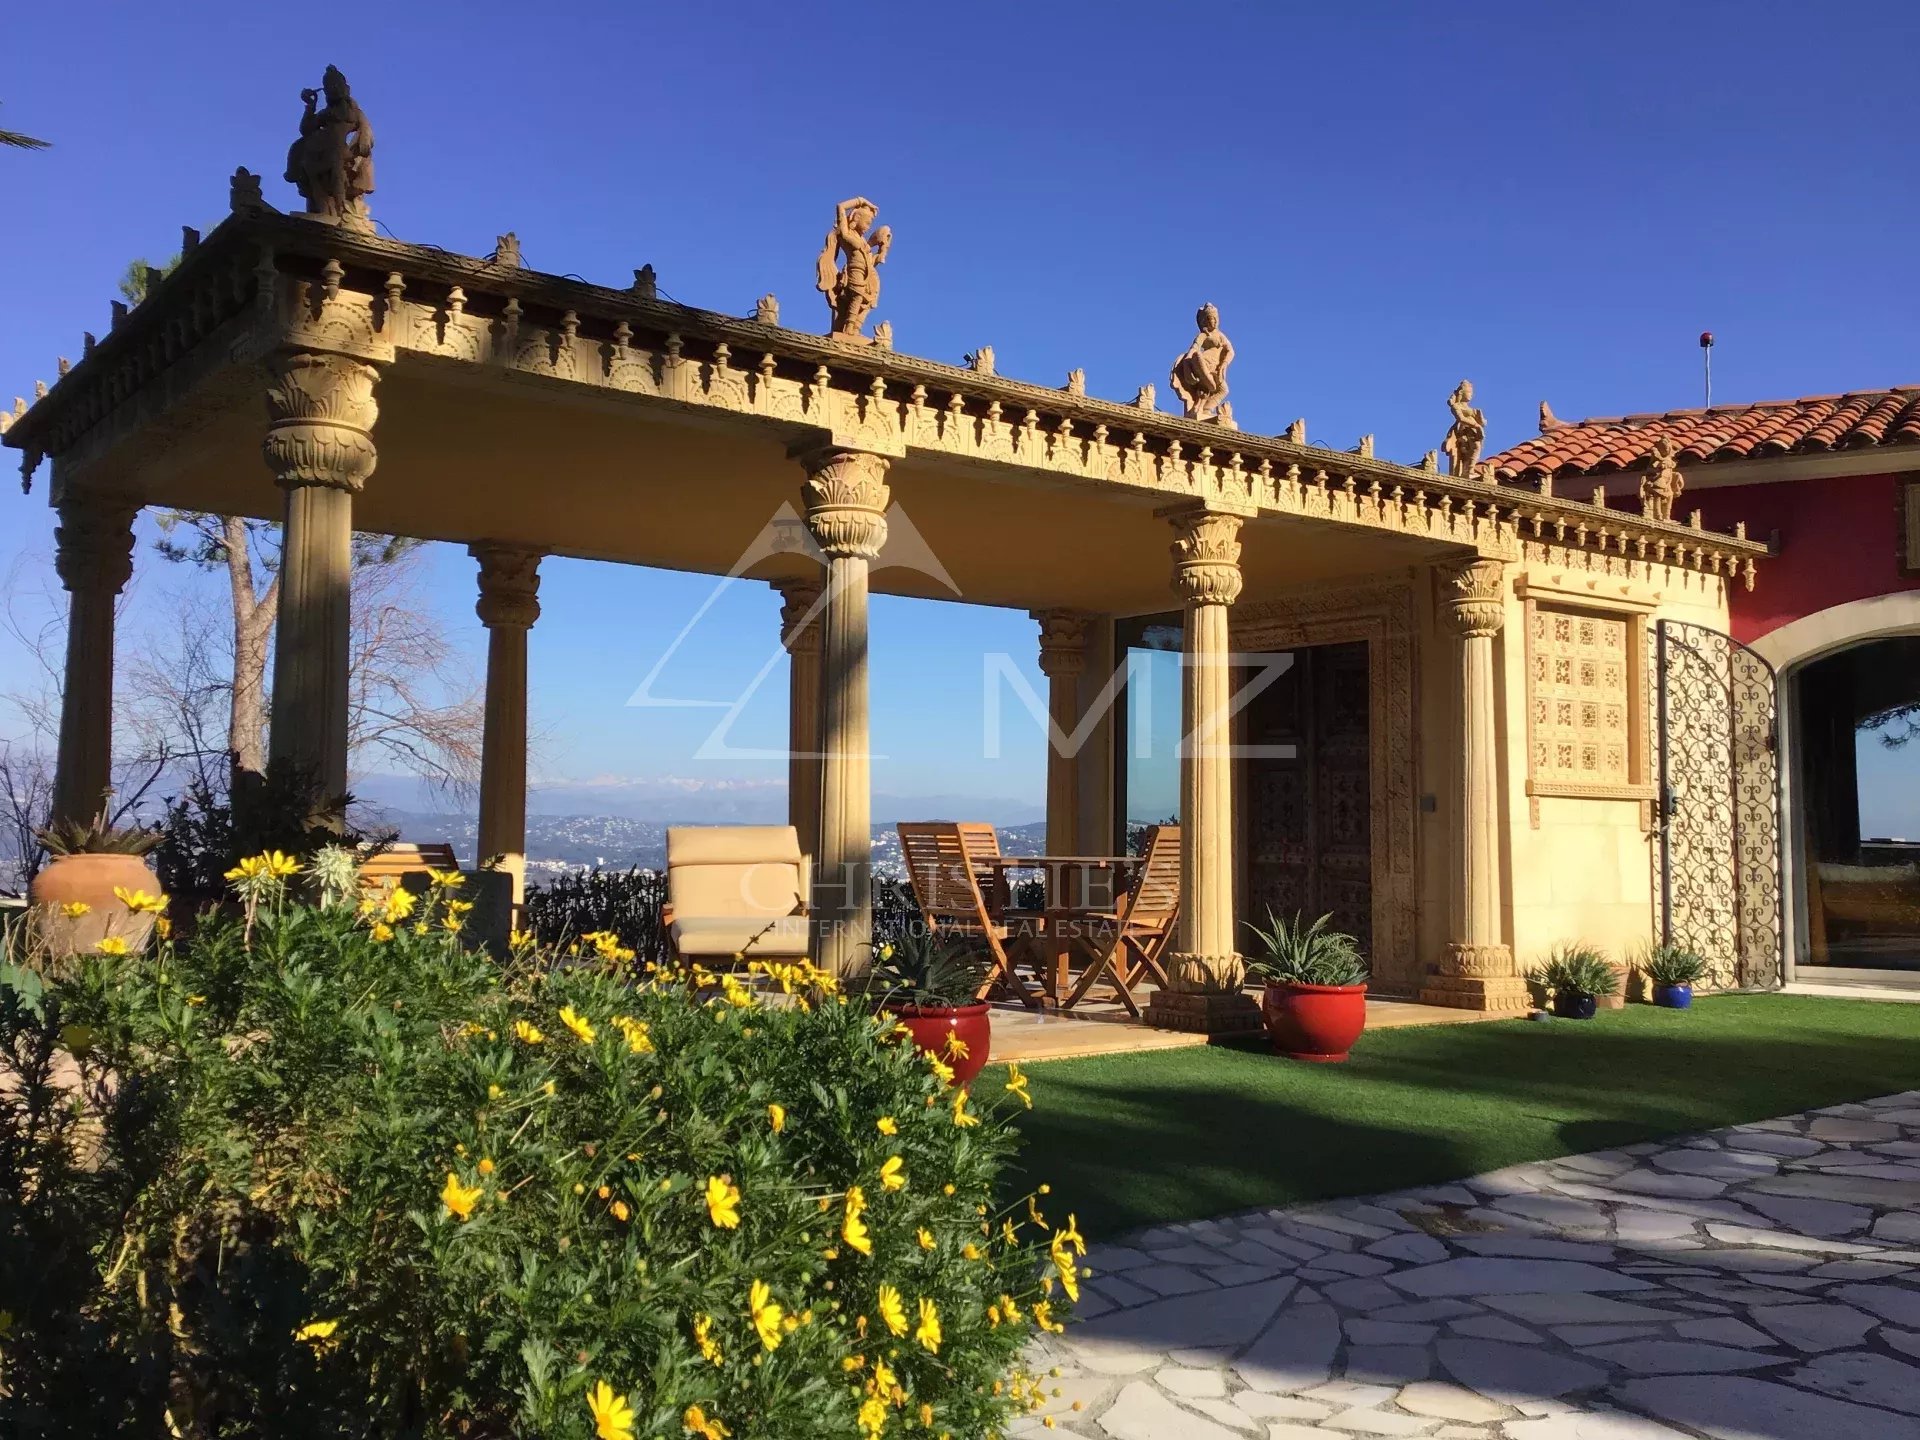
[1653,621,1783,988]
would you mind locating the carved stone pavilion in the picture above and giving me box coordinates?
[2,75,1772,1026]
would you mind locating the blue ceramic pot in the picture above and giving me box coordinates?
[1552,992,1599,1020]
[1654,983,1694,1010]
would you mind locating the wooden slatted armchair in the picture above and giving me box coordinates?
[1058,822,1181,1016]
[896,822,1040,1008]
[358,841,461,891]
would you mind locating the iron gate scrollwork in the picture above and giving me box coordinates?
[1654,621,1782,989]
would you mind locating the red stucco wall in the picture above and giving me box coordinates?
[1691,471,1918,645]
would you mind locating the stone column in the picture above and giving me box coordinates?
[796,446,891,976]
[772,577,825,865]
[1421,558,1530,1011]
[1145,509,1260,1034]
[471,543,544,907]
[1033,609,1089,856]
[49,493,137,825]
[265,350,380,812]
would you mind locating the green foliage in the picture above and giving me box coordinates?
[1242,910,1369,988]
[1532,943,1620,1000]
[1,870,1071,1437]
[116,253,180,305]
[150,760,380,902]
[33,810,159,858]
[524,866,671,965]
[1640,944,1708,988]
[869,929,993,1008]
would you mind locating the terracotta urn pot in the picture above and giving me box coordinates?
[28,853,164,961]
[1262,980,1368,1063]
[886,1001,992,1086]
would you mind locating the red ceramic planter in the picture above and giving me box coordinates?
[1262,980,1368,1063]
[887,1002,992,1086]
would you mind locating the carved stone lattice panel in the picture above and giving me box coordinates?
[1531,606,1631,788]
[1653,621,1782,990]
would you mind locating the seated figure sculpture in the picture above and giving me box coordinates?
[1170,303,1235,424]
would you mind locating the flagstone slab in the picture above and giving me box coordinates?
[1504,1414,1692,1440]
[1746,1171,1920,1207]
[1750,1301,1881,1351]
[1785,1351,1920,1414]
[1620,1375,1918,1440]
[1585,1340,1780,1374]
[1097,1380,1242,1440]
[1388,1259,1653,1299]
[1232,1302,1342,1393]
[1436,1338,1607,1401]
[1831,1281,1920,1326]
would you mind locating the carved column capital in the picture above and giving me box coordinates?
[1437,558,1507,638]
[1168,510,1244,607]
[263,349,381,493]
[795,445,891,560]
[470,542,545,630]
[53,493,138,597]
[771,576,826,655]
[1032,608,1090,678]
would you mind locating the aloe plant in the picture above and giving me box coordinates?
[1641,944,1708,989]
[1243,910,1369,988]
[869,928,992,1007]
[36,812,159,859]
[1532,943,1619,1000]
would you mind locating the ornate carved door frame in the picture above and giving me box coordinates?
[1233,578,1419,993]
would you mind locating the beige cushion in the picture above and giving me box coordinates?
[671,914,813,958]
[668,826,802,866]
[666,826,809,934]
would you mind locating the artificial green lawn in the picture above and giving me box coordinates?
[1005,993,1920,1240]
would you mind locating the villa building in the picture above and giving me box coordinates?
[3,73,1789,1029]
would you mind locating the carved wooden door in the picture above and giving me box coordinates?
[1245,641,1373,951]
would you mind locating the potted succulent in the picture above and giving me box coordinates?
[1532,944,1619,1019]
[871,929,994,1086]
[1244,909,1370,1062]
[28,811,165,962]
[1641,944,1708,1009]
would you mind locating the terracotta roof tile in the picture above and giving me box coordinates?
[1491,387,1920,481]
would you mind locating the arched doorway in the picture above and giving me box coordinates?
[1793,636,1920,973]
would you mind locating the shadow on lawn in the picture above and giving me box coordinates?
[1009,1004,1920,1241]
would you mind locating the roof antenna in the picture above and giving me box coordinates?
[1699,331,1714,408]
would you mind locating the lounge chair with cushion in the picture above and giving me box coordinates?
[664,825,813,962]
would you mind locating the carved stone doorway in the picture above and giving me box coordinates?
[1243,640,1375,950]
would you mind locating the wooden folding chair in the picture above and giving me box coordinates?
[897,822,1042,1009]
[1060,823,1181,1016]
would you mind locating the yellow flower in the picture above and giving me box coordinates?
[440,912,465,934]
[486,1083,502,1100]
[440,1171,484,1221]
[559,1006,597,1044]
[509,927,534,949]
[842,1185,873,1255]
[1004,1062,1033,1109]
[155,915,172,939]
[186,994,206,1007]
[59,901,90,918]
[878,1155,907,1192]
[914,1296,942,1355]
[113,885,168,914]
[916,1227,936,1251]
[370,922,394,943]
[951,1089,980,1128]
[1033,1300,1063,1333]
[586,1380,636,1440]
[610,1199,631,1222]
[612,1015,653,1054]
[694,1313,723,1365]
[293,1318,338,1346]
[876,1115,898,1136]
[477,1157,495,1175]
[943,1032,970,1060]
[877,1283,908,1336]
[426,866,464,891]
[705,1174,742,1229]
[927,1053,955,1085]
[226,850,299,883]
[749,1278,784,1351]
[998,1292,1022,1321]
[857,1394,887,1440]
[513,1019,545,1045]
[381,886,417,923]
[94,936,129,956]
[962,1243,982,1261]
[1055,1212,1085,1256]
[767,1102,786,1133]
[683,1405,728,1440]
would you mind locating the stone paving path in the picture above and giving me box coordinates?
[1022,1090,1920,1439]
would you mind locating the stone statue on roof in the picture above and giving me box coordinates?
[1641,433,1685,523]
[285,66,374,227]
[816,197,891,342]
[1169,303,1234,423]
[1443,380,1486,479]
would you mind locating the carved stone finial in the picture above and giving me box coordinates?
[33,380,47,401]
[1442,379,1486,478]
[873,319,894,352]
[1065,368,1086,396]
[1169,302,1234,422]
[1539,399,1565,433]
[1420,450,1439,472]
[1640,433,1684,523]
[631,264,657,298]
[754,293,780,325]
[964,345,995,376]
[0,412,9,437]
[1134,383,1157,412]
[83,332,97,356]
[1284,418,1306,444]
[1216,402,1238,431]
[230,165,266,213]
[111,301,128,329]
[1592,485,1608,510]
[56,357,70,376]
[489,233,523,268]
[1354,434,1375,458]
[284,66,374,228]
[816,196,889,342]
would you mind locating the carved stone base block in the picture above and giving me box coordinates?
[1144,984,1263,1035]
[1419,974,1533,1012]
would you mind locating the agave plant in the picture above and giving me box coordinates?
[1532,943,1619,1000]
[35,811,160,858]
[869,927,992,1008]
[1640,944,1708,989]
[1243,909,1369,988]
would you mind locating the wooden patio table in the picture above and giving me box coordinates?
[977,853,1141,1007]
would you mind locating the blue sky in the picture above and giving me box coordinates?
[3,1,1918,824]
